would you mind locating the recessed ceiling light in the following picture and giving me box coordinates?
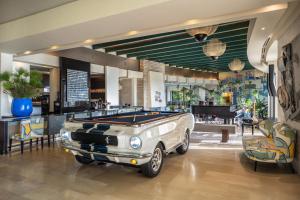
[83,39,94,44]
[262,4,288,12]
[24,51,31,55]
[184,19,199,26]
[50,45,59,50]
[127,30,139,36]
[261,27,266,31]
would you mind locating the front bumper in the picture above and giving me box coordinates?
[62,143,152,165]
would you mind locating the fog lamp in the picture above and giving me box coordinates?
[130,159,138,165]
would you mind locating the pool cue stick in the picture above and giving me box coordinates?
[94,113,156,120]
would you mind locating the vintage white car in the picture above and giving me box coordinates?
[60,111,194,177]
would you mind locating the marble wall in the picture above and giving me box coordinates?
[119,78,134,106]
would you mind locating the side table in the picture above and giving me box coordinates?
[242,121,259,136]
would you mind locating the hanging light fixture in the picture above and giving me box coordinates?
[202,38,226,60]
[186,25,218,42]
[228,58,245,72]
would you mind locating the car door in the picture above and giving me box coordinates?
[157,120,177,149]
[173,115,187,144]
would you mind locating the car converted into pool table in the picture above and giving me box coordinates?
[60,111,194,177]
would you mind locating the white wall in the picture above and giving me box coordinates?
[0,53,13,116]
[148,71,166,108]
[13,61,30,72]
[14,53,59,67]
[105,66,119,106]
[90,63,104,74]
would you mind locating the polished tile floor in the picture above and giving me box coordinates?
[1,145,300,200]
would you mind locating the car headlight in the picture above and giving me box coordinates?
[60,129,71,141]
[130,136,142,149]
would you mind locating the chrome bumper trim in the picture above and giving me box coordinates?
[63,144,152,159]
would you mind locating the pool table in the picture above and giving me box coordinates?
[60,111,194,177]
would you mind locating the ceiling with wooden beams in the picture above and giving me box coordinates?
[93,20,252,72]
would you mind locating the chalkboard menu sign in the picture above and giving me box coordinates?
[60,57,90,113]
[67,69,89,106]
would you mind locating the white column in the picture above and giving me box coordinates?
[132,78,137,106]
[0,53,13,117]
[148,71,166,108]
[141,60,166,109]
[198,87,206,101]
[105,66,120,106]
[49,68,60,112]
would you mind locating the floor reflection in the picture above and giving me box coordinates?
[0,147,300,200]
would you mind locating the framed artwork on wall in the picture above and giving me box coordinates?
[278,34,300,121]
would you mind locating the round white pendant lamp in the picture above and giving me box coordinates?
[228,58,245,72]
[202,38,226,60]
[186,25,218,42]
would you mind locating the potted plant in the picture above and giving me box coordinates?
[0,68,43,117]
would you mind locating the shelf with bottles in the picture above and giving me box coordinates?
[90,88,105,93]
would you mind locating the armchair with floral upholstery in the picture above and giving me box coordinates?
[242,121,296,171]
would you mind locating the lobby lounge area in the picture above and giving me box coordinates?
[0,0,300,199]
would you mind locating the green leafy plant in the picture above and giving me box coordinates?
[255,97,268,119]
[168,104,176,111]
[209,83,227,105]
[171,87,199,109]
[172,90,183,103]
[245,98,253,108]
[0,68,43,98]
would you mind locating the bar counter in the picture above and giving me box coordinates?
[0,107,142,154]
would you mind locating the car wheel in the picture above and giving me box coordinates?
[141,143,164,178]
[75,155,94,164]
[176,131,190,154]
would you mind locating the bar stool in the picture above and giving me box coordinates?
[9,136,45,154]
[47,134,56,147]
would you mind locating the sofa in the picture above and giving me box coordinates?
[242,120,296,171]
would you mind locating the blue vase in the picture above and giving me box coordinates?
[11,98,33,117]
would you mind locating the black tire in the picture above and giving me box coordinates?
[141,143,164,178]
[75,155,94,165]
[176,131,190,155]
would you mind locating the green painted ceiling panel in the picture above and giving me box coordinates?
[135,42,248,59]
[93,20,252,72]
[117,34,247,55]
[105,28,248,53]
[125,37,247,58]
